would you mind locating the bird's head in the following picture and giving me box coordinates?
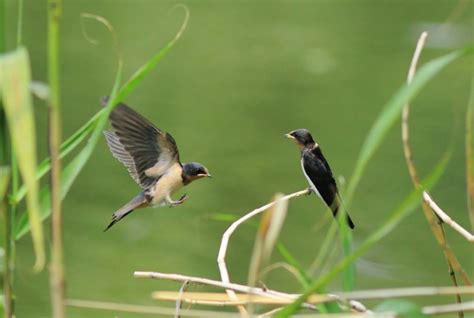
[182,162,212,185]
[285,128,315,148]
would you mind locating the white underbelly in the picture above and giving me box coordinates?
[301,158,322,199]
[151,163,183,206]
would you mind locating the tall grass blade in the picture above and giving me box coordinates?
[276,244,311,287]
[466,77,474,230]
[0,167,8,200]
[0,167,11,318]
[337,206,354,291]
[14,9,188,239]
[248,194,288,287]
[0,47,45,271]
[276,152,450,317]
[345,47,473,206]
[0,166,10,248]
[116,5,189,101]
[48,0,65,314]
[336,47,472,295]
[14,63,122,239]
[12,113,98,204]
[375,300,426,318]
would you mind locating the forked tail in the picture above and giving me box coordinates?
[104,192,147,231]
[331,194,355,229]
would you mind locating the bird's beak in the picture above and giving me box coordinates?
[285,133,295,140]
[198,172,212,178]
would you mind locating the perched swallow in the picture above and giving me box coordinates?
[103,101,211,231]
[285,129,355,229]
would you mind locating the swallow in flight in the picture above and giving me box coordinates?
[285,129,355,229]
[103,100,211,231]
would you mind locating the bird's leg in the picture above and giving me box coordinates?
[167,194,189,207]
[306,187,314,195]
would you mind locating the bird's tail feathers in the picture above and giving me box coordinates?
[104,192,147,231]
[332,194,355,230]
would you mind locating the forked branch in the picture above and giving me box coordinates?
[423,192,474,242]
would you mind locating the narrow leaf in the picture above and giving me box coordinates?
[15,9,188,238]
[375,300,427,318]
[0,166,9,199]
[116,5,189,101]
[0,47,45,270]
[276,152,450,317]
[276,243,311,287]
[248,193,288,287]
[0,166,10,248]
[345,47,473,206]
[12,111,98,204]
[15,63,122,239]
[466,77,474,230]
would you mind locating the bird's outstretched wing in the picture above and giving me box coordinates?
[104,102,180,189]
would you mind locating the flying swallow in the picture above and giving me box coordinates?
[285,128,355,229]
[103,100,211,231]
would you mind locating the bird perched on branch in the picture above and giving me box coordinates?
[285,129,355,229]
[102,99,211,231]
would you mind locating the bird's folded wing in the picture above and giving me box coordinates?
[104,102,180,189]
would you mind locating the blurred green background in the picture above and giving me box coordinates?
[4,0,474,317]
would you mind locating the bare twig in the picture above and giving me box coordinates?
[175,281,190,318]
[401,32,427,185]
[66,299,239,317]
[423,301,474,316]
[216,189,309,316]
[67,297,474,317]
[336,286,474,300]
[259,307,285,317]
[423,192,474,242]
[154,292,307,306]
[134,270,324,309]
[154,286,474,304]
[65,298,378,317]
[153,291,370,314]
[401,31,471,317]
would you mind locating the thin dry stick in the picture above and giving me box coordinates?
[402,33,427,185]
[72,296,472,318]
[423,192,474,242]
[66,298,376,318]
[137,270,387,314]
[401,32,471,316]
[423,301,474,316]
[66,299,239,318]
[152,286,474,305]
[134,270,324,309]
[155,292,304,306]
[216,189,310,316]
[175,281,190,318]
[336,286,474,300]
[259,307,285,317]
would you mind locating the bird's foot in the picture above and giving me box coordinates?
[169,194,189,207]
[306,187,314,195]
